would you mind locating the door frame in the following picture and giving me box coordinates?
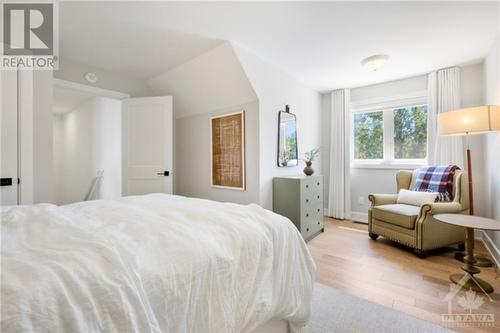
[52,79,129,204]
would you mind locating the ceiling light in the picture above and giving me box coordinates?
[84,72,98,83]
[361,55,389,71]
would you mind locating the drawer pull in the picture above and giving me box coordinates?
[306,199,309,203]
[306,213,309,217]
[306,228,310,232]
[317,182,320,186]
[317,221,320,225]
[317,208,320,212]
[306,185,309,188]
[317,195,320,199]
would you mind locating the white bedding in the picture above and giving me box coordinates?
[1,194,316,333]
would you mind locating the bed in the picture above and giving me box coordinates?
[1,194,316,333]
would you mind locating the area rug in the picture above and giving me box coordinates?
[305,283,453,333]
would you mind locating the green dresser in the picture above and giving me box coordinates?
[272,175,324,241]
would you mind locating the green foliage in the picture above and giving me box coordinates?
[354,112,383,159]
[354,106,428,160]
[285,131,297,160]
[393,105,427,159]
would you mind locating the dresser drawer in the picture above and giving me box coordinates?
[302,217,323,240]
[302,191,323,208]
[302,202,323,221]
[301,176,323,194]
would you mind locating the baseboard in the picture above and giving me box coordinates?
[350,211,368,224]
[321,208,362,221]
[478,230,500,268]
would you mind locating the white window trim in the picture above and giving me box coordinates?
[350,91,428,169]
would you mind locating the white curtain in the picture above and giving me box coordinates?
[427,67,464,168]
[328,89,351,219]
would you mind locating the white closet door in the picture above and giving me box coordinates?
[0,69,19,205]
[122,96,173,196]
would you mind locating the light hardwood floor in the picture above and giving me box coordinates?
[308,218,500,333]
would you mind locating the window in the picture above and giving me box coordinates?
[393,105,428,159]
[353,111,383,159]
[352,104,428,166]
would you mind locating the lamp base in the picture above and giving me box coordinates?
[454,252,493,267]
[450,273,494,293]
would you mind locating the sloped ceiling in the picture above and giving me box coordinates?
[147,43,257,118]
[59,1,499,91]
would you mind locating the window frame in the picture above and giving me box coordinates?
[350,91,428,169]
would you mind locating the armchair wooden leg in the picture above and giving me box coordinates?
[458,242,465,251]
[414,249,428,259]
[369,232,379,240]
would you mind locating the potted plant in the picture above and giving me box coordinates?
[301,148,320,176]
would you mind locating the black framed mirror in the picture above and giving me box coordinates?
[277,109,298,167]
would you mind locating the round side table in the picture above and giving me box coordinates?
[434,214,500,294]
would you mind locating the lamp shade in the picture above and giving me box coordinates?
[438,105,500,136]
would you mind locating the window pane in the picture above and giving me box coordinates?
[353,111,383,159]
[393,105,428,159]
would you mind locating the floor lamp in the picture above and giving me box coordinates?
[438,105,500,266]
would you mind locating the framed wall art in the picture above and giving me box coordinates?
[210,111,245,190]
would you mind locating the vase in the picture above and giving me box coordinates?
[303,161,314,176]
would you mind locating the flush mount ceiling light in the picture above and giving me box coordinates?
[361,54,390,71]
[84,72,98,83]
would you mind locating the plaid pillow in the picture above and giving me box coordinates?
[412,165,459,202]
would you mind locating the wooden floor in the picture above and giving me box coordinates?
[308,218,500,333]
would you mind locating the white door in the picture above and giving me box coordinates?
[122,96,173,196]
[0,69,19,205]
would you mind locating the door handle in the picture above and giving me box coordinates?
[157,171,170,177]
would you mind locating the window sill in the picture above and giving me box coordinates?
[351,163,425,170]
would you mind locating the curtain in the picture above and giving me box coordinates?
[328,89,351,219]
[427,67,464,168]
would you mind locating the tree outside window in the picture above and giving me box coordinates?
[393,105,428,159]
[353,111,383,159]
[352,104,428,163]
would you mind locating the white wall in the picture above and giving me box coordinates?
[175,101,259,204]
[484,33,500,261]
[33,70,54,203]
[55,59,153,97]
[53,97,122,204]
[322,64,486,220]
[148,42,260,204]
[234,44,323,209]
[52,115,64,204]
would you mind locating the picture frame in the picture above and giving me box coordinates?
[210,111,246,190]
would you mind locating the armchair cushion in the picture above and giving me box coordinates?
[372,204,421,229]
[397,189,438,207]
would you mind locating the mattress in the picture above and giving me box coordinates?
[1,194,315,332]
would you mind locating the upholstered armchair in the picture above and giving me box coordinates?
[368,170,468,258]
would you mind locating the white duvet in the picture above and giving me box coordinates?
[1,194,316,333]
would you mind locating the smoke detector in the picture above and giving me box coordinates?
[84,72,98,83]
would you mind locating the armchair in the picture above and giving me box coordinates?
[368,169,468,258]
